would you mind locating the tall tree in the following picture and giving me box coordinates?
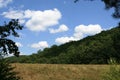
[0,19,23,57]
[0,19,23,80]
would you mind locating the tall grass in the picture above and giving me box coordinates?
[12,64,110,80]
[102,58,120,80]
[102,65,120,80]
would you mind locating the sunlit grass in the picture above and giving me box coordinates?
[12,64,111,80]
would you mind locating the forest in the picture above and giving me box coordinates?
[6,25,120,64]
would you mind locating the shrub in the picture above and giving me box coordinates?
[102,58,120,80]
[102,65,120,80]
[0,59,21,80]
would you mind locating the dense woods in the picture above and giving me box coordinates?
[6,25,120,64]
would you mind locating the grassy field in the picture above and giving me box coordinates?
[12,64,111,80]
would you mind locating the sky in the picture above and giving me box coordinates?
[0,0,119,55]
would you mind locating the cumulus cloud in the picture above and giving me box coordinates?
[2,10,24,19]
[73,24,102,39]
[55,24,103,44]
[31,41,49,49]
[2,10,26,24]
[25,9,61,31]
[2,8,62,31]
[0,0,12,8]
[55,37,78,44]
[15,42,23,47]
[49,24,69,33]
[74,24,102,35]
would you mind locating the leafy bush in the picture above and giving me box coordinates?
[102,65,120,80]
[102,58,120,80]
[0,59,21,80]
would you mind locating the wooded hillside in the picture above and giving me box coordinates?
[6,26,120,64]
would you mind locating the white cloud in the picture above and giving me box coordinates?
[49,24,69,33]
[74,24,103,35]
[31,41,49,49]
[2,10,25,24]
[73,31,83,39]
[25,9,61,31]
[55,24,103,44]
[24,9,34,18]
[2,10,24,19]
[19,19,25,24]
[73,24,102,40]
[55,37,78,44]
[15,42,23,47]
[0,0,12,8]
[2,8,62,31]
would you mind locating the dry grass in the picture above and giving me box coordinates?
[12,63,110,80]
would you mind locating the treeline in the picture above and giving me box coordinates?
[6,26,120,64]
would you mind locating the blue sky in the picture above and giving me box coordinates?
[0,0,119,55]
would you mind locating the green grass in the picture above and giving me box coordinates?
[12,64,115,80]
[102,65,120,80]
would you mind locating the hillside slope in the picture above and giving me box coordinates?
[7,26,120,64]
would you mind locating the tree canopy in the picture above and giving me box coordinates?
[0,19,23,80]
[6,26,120,64]
[0,19,23,57]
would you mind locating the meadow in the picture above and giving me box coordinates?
[12,64,112,80]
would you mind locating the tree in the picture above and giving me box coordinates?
[102,0,120,18]
[0,59,21,80]
[0,19,23,57]
[0,19,23,80]
[74,0,120,18]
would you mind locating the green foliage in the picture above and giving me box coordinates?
[0,19,23,57]
[6,26,120,64]
[0,59,21,80]
[102,65,120,80]
[102,58,120,80]
[0,19,23,80]
[108,58,117,65]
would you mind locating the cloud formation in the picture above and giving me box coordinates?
[26,9,61,31]
[55,37,77,44]
[74,24,102,35]
[55,24,103,44]
[15,42,23,47]
[49,24,69,33]
[2,10,25,24]
[2,10,24,19]
[0,0,12,8]
[31,41,49,49]
[2,8,62,31]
